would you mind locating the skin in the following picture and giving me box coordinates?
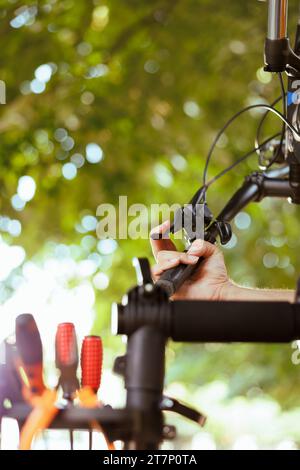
[150,221,295,302]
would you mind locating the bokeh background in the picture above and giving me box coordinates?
[1,0,300,450]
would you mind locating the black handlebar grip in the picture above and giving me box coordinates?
[156,256,205,297]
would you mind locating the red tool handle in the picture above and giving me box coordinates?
[55,322,78,367]
[81,336,103,393]
[55,323,79,399]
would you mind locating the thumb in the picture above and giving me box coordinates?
[150,221,177,261]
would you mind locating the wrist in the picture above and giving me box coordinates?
[219,280,243,301]
[220,281,295,302]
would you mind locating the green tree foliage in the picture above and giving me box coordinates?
[1,0,300,408]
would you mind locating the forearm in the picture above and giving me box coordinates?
[224,282,295,303]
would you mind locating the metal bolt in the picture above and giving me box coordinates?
[144,283,154,293]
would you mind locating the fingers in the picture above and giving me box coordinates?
[150,221,176,261]
[187,239,220,258]
[150,222,221,281]
[152,258,180,278]
[152,250,200,280]
[157,250,199,265]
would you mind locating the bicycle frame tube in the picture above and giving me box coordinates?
[124,326,165,450]
[285,3,300,197]
[268,0,288,40]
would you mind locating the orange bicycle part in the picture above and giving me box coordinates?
[78,387,115,450]
[19,389,58,450]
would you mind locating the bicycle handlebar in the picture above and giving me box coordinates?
[171,300,300,343]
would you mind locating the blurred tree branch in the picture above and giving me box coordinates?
[104,0,179,62]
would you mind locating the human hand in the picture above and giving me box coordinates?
[150,221,233,300]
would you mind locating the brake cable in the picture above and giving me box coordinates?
[255,73,286,168]
[202,101,299,196]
